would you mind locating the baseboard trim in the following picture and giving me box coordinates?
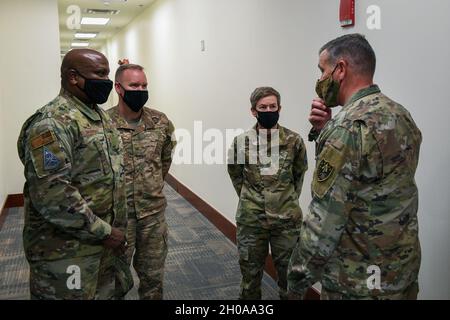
[0,194,24,230]
[166,173,320,300]
[166,174,237,238]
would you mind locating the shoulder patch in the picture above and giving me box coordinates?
[30,130,56,150]
[43,147,61,170]
[312,145,347,199]
[317,159,334,182]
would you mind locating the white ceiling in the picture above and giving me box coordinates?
[58,0,155,54]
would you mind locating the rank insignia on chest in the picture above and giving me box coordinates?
[317,159,334,182]
[43,147,61,170]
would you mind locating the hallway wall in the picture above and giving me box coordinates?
[0,84,5,207]
[104,0,450,299]
[0,0,61,205]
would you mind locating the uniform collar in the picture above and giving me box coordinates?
[60,88,101,121]
[108,106,129,129]
[251,123,287,146]
[343,84,381,109]
[109,105,156,131]
[140,107,156,129]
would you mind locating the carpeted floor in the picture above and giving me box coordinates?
[0,184,279,300]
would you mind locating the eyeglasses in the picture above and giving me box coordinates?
[255,104,279,112]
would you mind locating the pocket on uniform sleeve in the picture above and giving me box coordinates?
[312,144,347,199]
[29,130,69,178]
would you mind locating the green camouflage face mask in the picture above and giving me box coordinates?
[315,65,340,107]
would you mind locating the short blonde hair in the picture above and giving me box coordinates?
[115,64,144,82]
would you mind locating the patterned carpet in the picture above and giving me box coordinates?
[0,184,279,300]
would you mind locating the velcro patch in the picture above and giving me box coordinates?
[317,159,334,181]
[30,139,68,178]
[43,147,61,170]
[31,130,56,150]
[312,145,346,199]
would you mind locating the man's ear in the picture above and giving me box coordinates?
[251,107,258,117]
[67,69,78,85]
[114,82,122,95]
[336,59,348,81]
[278,105,282,113]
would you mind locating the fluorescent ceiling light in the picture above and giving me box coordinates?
[86,9,120,15]
[71,42,89,47]
[81,17,110,25]
[75,33,97,39]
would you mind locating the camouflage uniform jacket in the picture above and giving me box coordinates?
[288,85,422,298]
[17,89,127,262]
[107,106,175,219]
[228,125,308,229]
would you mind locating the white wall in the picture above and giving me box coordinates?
[0,80,5,208]
[104,0,450,299]
[0,0,61,204]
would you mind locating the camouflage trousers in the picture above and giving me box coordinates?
[29,248,118,300]
[126,211,168,300]
[237,222,301,300]
[321,280,419,300]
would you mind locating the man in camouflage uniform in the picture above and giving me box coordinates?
[227,87,308,299]
[17,49,132,300]
[108,64,176,299]
[287,34,422,300]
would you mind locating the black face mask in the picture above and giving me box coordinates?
[75,70,113,104]
[257,111,280,129]
[119,85,149,112]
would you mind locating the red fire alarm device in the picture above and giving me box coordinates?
[340,0,355,27]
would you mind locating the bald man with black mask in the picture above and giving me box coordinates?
[17,49,133,299]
